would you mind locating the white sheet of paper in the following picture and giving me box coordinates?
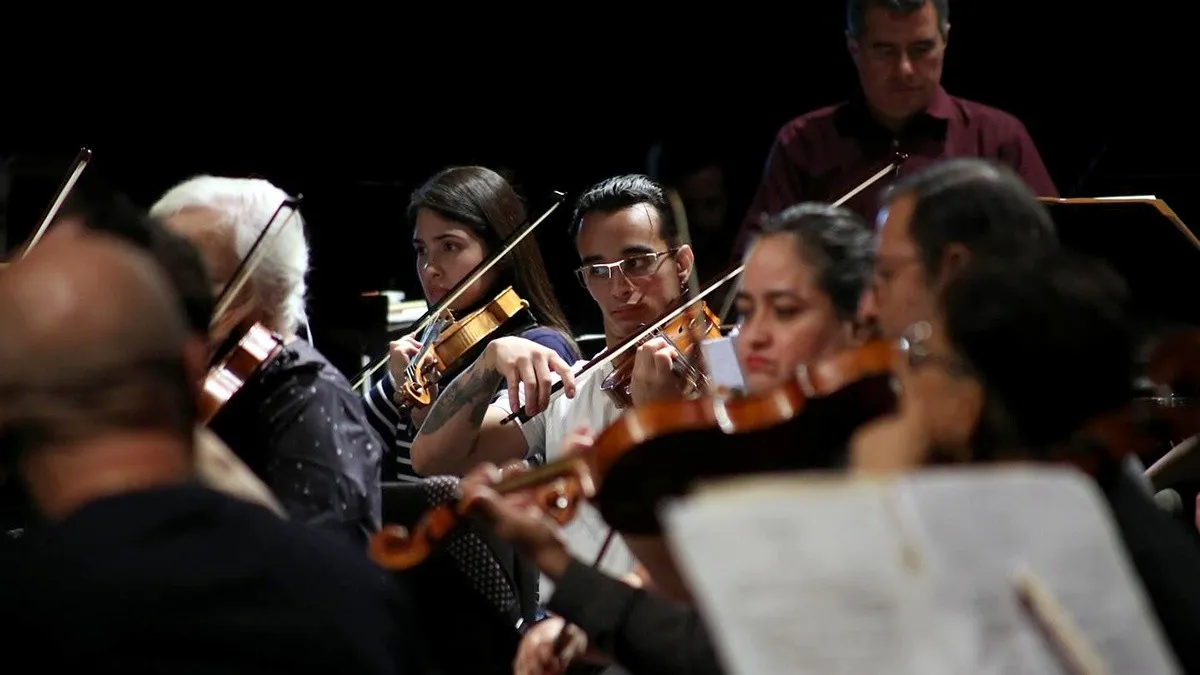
[700,335,745,394]
[661,467,1180,675]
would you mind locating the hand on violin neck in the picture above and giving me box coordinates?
[514,616,592,675]
[484,337,577,418]
[629,336,686,406]
[386,335,423,385]
[460,461,572,579]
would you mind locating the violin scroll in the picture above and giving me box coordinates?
[368,508,458,571]
[367,458,597,571]
[396,355,441,411]
[532,471,594,524]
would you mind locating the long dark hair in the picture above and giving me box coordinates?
[408,166,577,352]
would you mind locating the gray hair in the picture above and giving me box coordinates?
[150,176,309,335]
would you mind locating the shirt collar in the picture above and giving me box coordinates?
[839,85,960,138]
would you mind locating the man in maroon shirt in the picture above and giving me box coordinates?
[731,0,1057,260]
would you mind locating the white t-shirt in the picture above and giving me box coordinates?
[489,358,636,599]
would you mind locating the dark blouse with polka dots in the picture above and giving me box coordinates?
[209,338,383,549]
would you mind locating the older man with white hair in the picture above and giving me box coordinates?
[152,176,383,548]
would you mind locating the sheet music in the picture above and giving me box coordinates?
[661,467,1179,675]
[663,478,954,675]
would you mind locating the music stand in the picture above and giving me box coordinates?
[1040,196,1199,328]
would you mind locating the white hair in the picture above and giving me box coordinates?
[150,175,309,335]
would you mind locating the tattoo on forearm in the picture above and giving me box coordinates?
[420,364,504,435]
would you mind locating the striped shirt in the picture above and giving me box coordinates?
[362,326,578,482]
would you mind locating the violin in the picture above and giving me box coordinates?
[396,285,531,410]
[600,301,723,408]
[369,338,898,570]
[1063,328,1200,476]
[197,322,285,424]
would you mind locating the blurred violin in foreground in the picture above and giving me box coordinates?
[368,338,897,570]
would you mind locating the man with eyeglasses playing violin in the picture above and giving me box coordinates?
[445,158,1068,675]
[410,175,697,603]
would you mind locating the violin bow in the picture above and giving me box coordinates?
[665,187,699,297]
[715,161,897,324]
[18,147,92,258]
[350,191,567,390]
[666,187,714,389]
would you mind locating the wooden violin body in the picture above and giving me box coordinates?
[591,338,897,534]
[368,339,898,570]
[1065,328,1200,474]
[397,286,530,410]
[198,322,285,425]
[600,301,723,408]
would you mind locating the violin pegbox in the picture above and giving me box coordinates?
[533,460,596,525]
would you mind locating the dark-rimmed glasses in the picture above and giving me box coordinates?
[574,249,678,287]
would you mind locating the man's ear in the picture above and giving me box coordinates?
[942,22,951,47]
[846,33,861,63]
[674,244,695,286]
[936,243,971,288]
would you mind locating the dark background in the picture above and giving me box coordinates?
[0,2,1187,377]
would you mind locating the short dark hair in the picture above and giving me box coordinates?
[846,0,949,38]
[941,251,1135,454]
[754,203,875,320]
[568,174,679,247]
[61,190,214,336]
[883,158,1058,282]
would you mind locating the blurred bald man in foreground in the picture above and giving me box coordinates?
[57,192,285,516]
[0,230,431,674]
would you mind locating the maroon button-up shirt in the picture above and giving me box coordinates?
[731,87,1058,259]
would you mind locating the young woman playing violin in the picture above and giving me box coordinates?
[358,166,581,675]
[362,166,579,483]
[447,202,878,675]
